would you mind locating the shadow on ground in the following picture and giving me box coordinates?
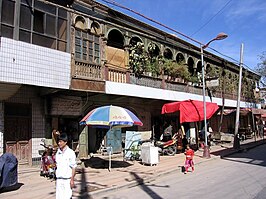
[210,140,265,158]
[81,157,133,169]
[0,182,24,193]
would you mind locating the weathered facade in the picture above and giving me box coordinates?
[0,0,261,165]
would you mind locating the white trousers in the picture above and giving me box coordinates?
[56,179,72,199]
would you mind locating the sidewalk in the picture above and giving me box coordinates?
[0,138,265,199]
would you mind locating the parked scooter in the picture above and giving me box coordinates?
[39,139,56,179]
[155,132,177,156]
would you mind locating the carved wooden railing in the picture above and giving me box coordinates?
[73,60,103,80]
[165,81,203,95]
[107,67,128,83]
[129,74,162,89]
[71,61,252,102]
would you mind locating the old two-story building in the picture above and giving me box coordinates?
[0,0,261,165]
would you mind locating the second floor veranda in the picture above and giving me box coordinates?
[72,59,252,103]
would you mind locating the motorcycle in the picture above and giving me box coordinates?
[39,139,56,179]
[155,132,178,156]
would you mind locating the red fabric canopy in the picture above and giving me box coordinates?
[161,100,219,123]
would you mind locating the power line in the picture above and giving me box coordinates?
[97,0,259,75]
[98,0,203,46]
[190,0,233,37]
[208,47,259,75]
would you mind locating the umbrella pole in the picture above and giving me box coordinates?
[108,127,112,172]
[108,146,112,172]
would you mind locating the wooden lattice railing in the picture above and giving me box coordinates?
[72,61,248,102]
[73,60,103,80]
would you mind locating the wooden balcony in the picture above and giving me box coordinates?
[71,61,252,102]
[129,74,162,89]
[106,67,128,83]
[73,60,103,81]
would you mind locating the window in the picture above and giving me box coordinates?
[1,0,15,25]
[46,15,56,36]
[33,10,44,33]
[20,4,32,30]
[58,18,67,40]
[0,0,68,51]
[75,29,101,64]
[1,24,13,38]
[19,29,31,43]
[0,0,15,38]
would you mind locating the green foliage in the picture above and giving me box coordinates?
[256,51,266,86]
[148,58,161,76]
[129,42,193,82]
[161,59,191,81]
[206,66,221,78]
[242,78,256,101]
[189,75,199,83]
[129,42,149,76]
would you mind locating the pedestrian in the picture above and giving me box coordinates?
[257,118,264,138]
[55,133,77,199]
[184,145,194,174]
[181,135,188,152]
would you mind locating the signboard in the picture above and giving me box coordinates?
[206,78,219,87]
[50,95,82,116]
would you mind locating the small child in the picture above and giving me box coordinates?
[184,145,194,174]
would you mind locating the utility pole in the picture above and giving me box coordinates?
[234,43,244,149]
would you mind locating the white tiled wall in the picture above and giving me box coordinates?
[0,37,71,89]
[0,132,3,155]
[32,138,45,158]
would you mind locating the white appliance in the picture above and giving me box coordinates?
[141,145,159,166]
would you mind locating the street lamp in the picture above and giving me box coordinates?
[201,32,228,158]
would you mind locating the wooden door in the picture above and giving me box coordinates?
[4,103,31,164]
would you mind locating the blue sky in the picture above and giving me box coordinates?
[96,0,266,71]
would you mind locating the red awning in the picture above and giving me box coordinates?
[161,99,219,123]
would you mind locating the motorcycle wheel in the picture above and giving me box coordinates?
[165,145,176,156]
[40,171,45,176]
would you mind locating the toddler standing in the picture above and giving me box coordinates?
[184,145,194,174]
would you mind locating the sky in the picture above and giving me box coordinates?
[96,0,266,72]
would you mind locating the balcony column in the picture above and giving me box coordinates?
[101,37,108,80]
[124,45,130,83]
[160,60,166,89]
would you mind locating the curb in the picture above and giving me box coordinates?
[89,152,219,198]
[220,139,266,159]
[89,140,266,198]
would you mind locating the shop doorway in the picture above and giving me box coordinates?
[58,117,80,150]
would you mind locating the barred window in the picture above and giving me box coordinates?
[75,29,101,64]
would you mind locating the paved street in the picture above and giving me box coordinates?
[0,139,264,199]
[98,144,266,199]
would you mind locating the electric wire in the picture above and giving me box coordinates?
[98,0,203,46]
[97,0,259,75]
[190,0,233,37]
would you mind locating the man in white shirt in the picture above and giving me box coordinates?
[55,133,77,199]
